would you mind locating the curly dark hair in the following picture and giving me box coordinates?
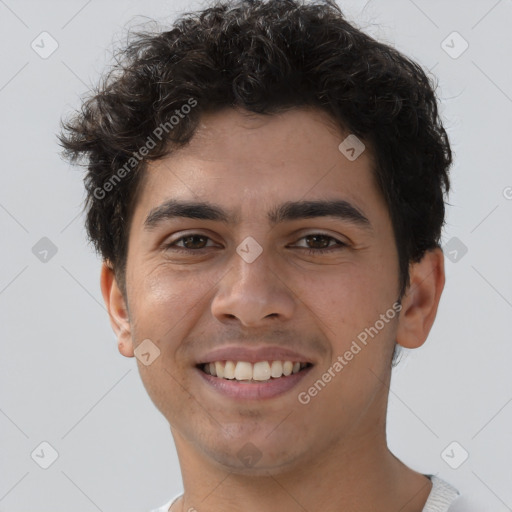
[59,0,451,305]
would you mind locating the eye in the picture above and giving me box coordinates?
[164,234,218,252]
[292,233,347,254]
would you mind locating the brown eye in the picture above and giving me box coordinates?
[291,233,347,254]
[180,235,209,249]
[164,234,217,252]
[304,234,333,249]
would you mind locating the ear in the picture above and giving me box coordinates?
[100,262,134,358]
[396,247,445,349]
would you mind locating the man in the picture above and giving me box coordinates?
[59,0,465,510]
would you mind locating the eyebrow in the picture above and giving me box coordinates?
[144,199,372,231]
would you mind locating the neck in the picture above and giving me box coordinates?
[169,421,432,512]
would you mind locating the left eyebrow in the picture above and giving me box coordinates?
[268,199,372,230]
[143,198,372,231]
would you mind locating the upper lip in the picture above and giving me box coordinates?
[196,346,315,365]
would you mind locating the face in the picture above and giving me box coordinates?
[116,107,405,473]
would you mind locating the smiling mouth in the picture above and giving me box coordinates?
[197,360,313,382]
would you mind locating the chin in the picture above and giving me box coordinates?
[203,436,307,476]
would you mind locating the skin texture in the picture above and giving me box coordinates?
[101,107,445,512]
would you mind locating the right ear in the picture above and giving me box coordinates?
[100,262,134,358]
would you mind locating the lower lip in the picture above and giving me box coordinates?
[196,366,313,400]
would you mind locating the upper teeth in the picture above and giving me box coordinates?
[203,361,309,381]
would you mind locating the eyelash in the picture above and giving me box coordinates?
[164,233,346,255]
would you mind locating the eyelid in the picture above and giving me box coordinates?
[290,231,348,247]
[173,237,217,248]
[165,228,219,242]
[163,231,348,252]
[165,231,221,248]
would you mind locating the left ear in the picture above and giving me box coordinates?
[396,247,445,349]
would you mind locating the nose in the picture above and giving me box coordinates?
[210,246,296,327]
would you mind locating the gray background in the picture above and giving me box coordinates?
[1,0,511,510]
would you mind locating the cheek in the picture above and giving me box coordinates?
[297,263,386,332]
[128,263,216,346]
[296,260,398,365]
[127,265,212,415]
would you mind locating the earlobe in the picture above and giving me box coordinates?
[396,248,445,349]
[100,262,134,358]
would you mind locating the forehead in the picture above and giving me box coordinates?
[133,107,384,224]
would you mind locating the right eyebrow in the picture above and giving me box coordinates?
[144,200,236,230]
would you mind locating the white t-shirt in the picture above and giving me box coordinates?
[149,474,463,512]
